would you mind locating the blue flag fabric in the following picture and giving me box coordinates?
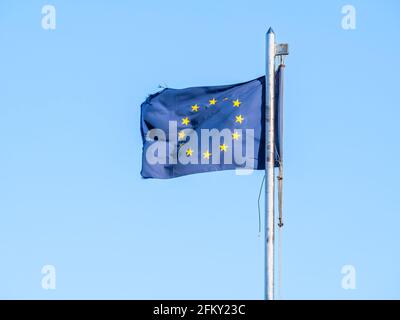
[140,76,279,179]
[274,65,284,165]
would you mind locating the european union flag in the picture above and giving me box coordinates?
[140,76,280,179]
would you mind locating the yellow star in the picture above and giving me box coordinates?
[209,98,217,105]
[233,99,241,107]
[181,117,190,126]
[203,150,212,159]
[191,104,200,112]
[235,115,244,124]
[178,130,186,140]
[186,148,193,157]
[219,144,228,152]
[232,132,241,140]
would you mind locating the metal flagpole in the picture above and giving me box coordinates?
[265,27,276,300]
[265,28,288,301]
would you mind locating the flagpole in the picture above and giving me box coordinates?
[265,27,276,300]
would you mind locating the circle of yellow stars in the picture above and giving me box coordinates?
[179,97,244,158]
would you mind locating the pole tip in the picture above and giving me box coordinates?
[267,27,275,34]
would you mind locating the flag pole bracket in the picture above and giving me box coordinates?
[276,43,289,65]
[275,43,289,56]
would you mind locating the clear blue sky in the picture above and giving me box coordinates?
[0,0,399,299]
